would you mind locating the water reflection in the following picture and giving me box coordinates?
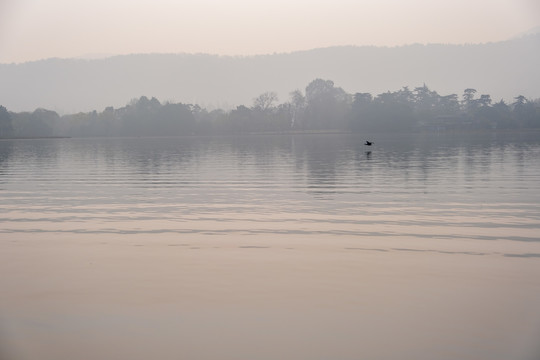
[1,133,539,245]
[3,133,537,192]
[0,140,14,181]
[2,133,540,360]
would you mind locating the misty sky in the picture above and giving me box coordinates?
[1,0,539,64]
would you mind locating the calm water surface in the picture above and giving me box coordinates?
[1,133,539,244]
[1,133,540,360]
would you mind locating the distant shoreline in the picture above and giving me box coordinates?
[3,129,540,141]
[0,136,71,140]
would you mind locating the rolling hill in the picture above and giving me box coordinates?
[1,34,539,113]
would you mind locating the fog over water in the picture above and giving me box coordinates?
[1,133,540,360]
[2,1,540,359]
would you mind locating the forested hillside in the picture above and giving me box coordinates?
[1,34,539,113]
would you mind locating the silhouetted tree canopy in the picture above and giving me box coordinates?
[0,105,14,138]
[1,79,540,138]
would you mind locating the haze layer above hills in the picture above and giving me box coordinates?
[1,34,539,113]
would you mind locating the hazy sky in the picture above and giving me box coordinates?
[1,0,539,63]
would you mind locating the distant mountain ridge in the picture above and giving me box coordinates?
[1,34,539,113]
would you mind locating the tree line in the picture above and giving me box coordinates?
[1,79,540,138]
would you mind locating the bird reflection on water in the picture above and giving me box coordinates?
[364,140,373,158]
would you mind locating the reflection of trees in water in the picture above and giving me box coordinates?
[227,135,293,161]
[0,141,14,185]
[4,139,61,167]
[289,133,538,196]
[113,137,199,178]
[290,135,366,197]
[0,141,13,164]
[5,134,537,198]
[0,139,63,190]
[114,134,540,201]
[293,135,341,195]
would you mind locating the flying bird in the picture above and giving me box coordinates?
[364,141,373,146]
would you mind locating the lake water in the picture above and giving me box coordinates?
[1,133,540,360]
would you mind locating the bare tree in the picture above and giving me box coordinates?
[252,91,278,112]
